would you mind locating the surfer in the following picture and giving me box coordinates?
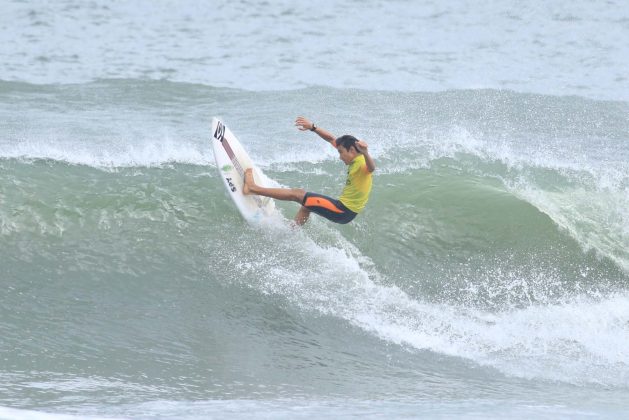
[243,116,375,226]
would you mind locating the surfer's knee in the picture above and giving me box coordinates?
[293,188,306,203]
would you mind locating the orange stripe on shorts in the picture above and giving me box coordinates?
[304,196,344,213]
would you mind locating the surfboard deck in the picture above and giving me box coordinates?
[211,117,276,224]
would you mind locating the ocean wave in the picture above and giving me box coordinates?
[2,148,627,276]
[2,82,628,391]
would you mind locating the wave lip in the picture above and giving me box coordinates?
[0,138,213,169]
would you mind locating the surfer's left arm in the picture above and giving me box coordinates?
[356,140,376,173]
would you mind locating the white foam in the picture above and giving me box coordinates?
[241,222,629,387]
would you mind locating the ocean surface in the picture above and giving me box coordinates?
[1,1,628,419]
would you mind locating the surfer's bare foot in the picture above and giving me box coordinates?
[243,168,255,195]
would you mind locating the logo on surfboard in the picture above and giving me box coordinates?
[225,177,236,192]
[214,121,225,142]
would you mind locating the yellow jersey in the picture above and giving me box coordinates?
[339,154,372,213]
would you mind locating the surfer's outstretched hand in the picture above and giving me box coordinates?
[295,116,313,131]
[295,117,337,145]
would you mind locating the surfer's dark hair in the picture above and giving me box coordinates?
[335,135,359,152]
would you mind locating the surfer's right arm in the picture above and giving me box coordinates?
[295,116,336,144]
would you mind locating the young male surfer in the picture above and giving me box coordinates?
[243,116,375,226]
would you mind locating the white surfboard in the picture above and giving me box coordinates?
[211,117,276,224]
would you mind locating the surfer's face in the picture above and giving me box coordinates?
[337,145,357,165]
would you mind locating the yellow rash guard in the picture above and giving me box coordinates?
[339,154,372,213]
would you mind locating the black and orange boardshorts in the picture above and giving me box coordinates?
[302,192,357,224]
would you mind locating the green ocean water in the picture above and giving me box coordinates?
[1,78,628,418]
[3,0,629,417]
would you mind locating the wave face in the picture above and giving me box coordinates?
[1,80,629,417]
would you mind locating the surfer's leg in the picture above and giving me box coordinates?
[294,206,311,226]
[243,168,305,203]
[301,192,358,224]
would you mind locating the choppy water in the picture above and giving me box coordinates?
[1,1,628,419]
